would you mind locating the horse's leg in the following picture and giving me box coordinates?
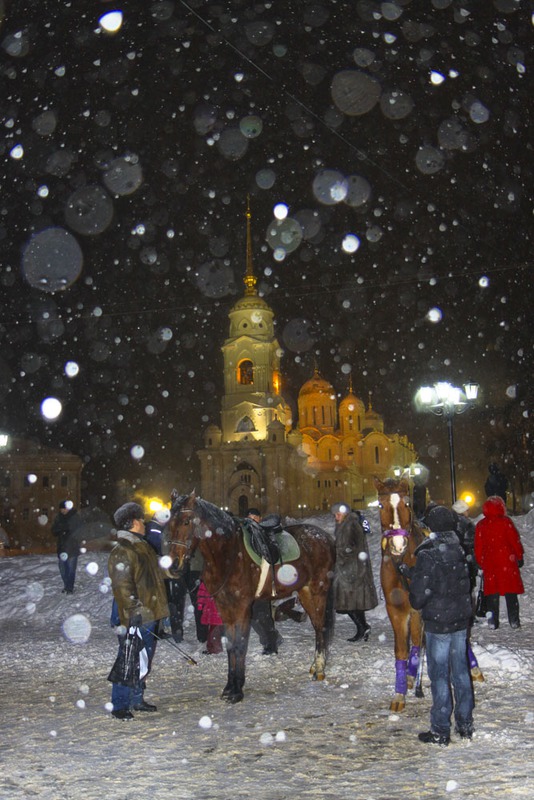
[222,621,250,703]
[387,604,411,712]
[298,584,330,681]
[467,639,485,682]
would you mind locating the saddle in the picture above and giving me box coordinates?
[241,516,300,567]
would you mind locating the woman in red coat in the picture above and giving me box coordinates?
[474,496,524,630]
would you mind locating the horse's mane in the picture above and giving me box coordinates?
[171,492,235,538]
[377,477,410,495]
[196,497,236,537]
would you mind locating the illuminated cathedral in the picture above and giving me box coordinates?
[198,209,417,517]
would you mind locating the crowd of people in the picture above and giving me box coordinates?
[100,460,524,743]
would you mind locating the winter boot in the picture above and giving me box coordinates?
[506,594,521,629]
[347,611,370,642]
[418,730,450,746]
[484,594,500,629]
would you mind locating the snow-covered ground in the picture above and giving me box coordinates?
[1,509,533,800]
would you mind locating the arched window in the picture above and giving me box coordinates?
[237,359,254,385]
[375,445,380,464]
[236,416,256,432]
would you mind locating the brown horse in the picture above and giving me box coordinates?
[166,492,336,703]
[375,476,426,712]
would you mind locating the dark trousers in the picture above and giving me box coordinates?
[58,555,78,592]
[484,593,520,628]
[111,622,157,711]
[251,599,280,652]
[166,568,209,643]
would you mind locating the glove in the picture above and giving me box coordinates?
[129,612,143,628]
[518,559,524,569]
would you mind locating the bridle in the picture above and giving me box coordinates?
[165,507,195,570]
[167,501,238,599]
[379,491,413,559]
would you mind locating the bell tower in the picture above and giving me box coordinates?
[220,200,290,442]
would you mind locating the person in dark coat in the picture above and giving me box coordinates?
[108,502,169,720]
[51,500,81,594]
[146,508,208,643]
[474,495,524,630]
[484,463,508,503]
[332,503,378,642]
[409,505,475,746]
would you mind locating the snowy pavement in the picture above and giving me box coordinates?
[1,510,533,800]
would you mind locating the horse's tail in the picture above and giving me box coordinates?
[323,580,336,652]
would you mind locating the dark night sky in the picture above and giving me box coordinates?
[1,0,532,512]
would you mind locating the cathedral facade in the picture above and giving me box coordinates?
[198,214,417,517]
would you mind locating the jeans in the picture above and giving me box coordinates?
[425,629,474,736]
[58,555,78,592]
[111,622,157,711]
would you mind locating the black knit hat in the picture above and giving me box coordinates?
[426,505,456,532]
[114,502,144,530]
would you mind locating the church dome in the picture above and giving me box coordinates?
[297,369,336,433]
[339,391,365,413]
[365,398,384,433]
[230,294,272,314]
[298,368,335,399]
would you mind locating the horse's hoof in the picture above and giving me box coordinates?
[471,666,485,682]
[389,694,406,712]
[311,672,325,682]
[407,676,415,690]
[227,692,244,704]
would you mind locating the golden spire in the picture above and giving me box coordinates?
[348,373,353,394]
[244,196,258,296]
[368,390,373,411]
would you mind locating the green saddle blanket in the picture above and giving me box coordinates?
[242,524,301,567]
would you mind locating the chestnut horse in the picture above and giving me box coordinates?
[375,476,426,712]
[167,492,336,703]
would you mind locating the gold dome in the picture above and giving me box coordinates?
[339,391,365,412]
[230,294,272,314]
[299,368,335,398]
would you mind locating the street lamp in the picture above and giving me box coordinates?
[415,381,479,503]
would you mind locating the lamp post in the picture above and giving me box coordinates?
[415,381,479,504]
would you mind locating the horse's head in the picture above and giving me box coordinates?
[166,490,198,571]
[374,477,413,557]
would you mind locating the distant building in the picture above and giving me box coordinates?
[198,209,417,517]
[0,435,83,552]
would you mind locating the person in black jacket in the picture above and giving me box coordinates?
[247,508,282,655]
[146,509,208,644]
[51,500,81,594]
[409,505,475,746]
[484,462,508,503]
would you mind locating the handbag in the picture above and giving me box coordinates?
[107,626,149,686]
